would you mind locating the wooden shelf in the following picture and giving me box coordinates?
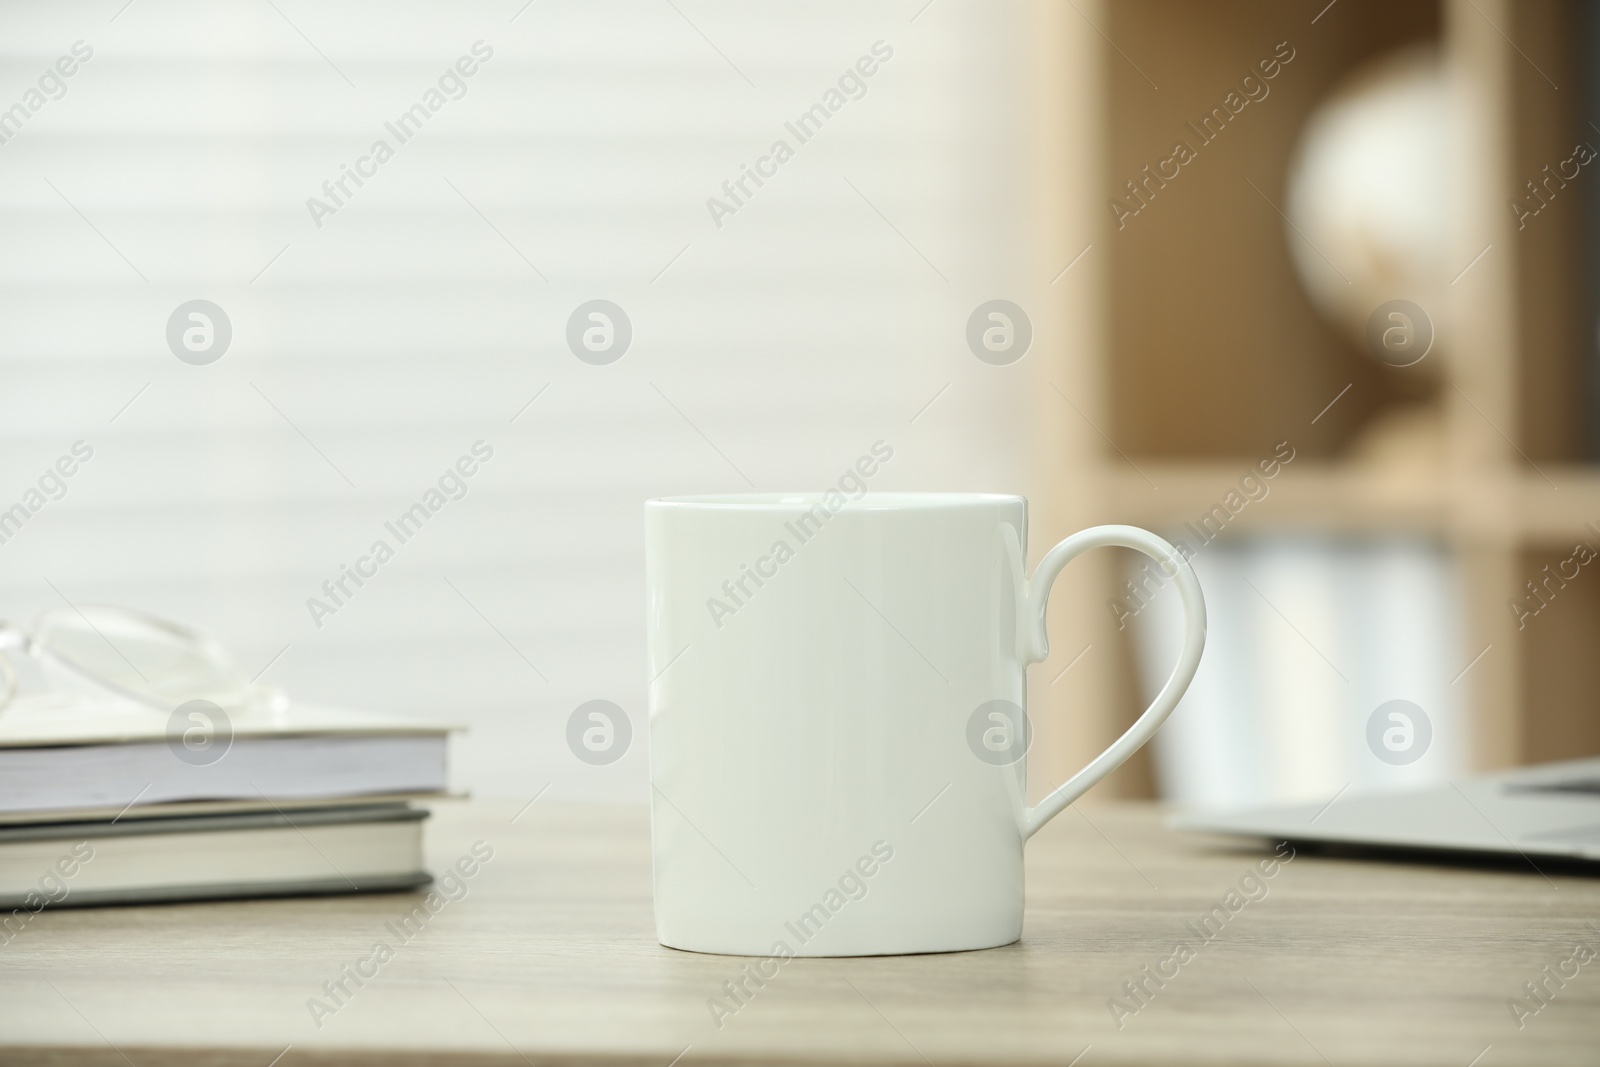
[1103,461,1600,546]
[1033,0,1596,797]
[1104,461,1449,536]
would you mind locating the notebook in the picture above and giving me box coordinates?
[0,692,454,820]
[0,805,429,909]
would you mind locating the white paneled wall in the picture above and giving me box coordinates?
[0,1,1058,800]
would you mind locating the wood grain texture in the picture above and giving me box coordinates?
[3,800,1597,1066]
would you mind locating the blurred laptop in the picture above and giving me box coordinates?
[1174,757,1600,862]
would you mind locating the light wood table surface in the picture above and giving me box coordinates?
[4,799,1598,1066]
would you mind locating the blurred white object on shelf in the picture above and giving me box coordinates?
[1285,44,1455,373]
[1130,536,1466,810]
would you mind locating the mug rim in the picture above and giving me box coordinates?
[648,492,1024,511]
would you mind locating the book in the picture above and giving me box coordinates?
[0,805,428,909]
[0,692,453,820]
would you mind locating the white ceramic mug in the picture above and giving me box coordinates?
[645,493,1205,956]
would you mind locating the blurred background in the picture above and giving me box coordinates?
[1,0,1593,810]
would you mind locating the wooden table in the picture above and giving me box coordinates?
[4,800,1597,1065]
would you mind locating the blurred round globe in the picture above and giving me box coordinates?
[1285,45,1453,374]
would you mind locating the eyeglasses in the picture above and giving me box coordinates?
[0,605,285,716]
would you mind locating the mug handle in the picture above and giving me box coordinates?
[1019,524,1206,839]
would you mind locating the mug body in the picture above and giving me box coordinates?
[646,492,1031,956]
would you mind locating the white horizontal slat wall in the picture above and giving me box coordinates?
[0,0,1053,800]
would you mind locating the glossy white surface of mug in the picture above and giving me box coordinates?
[645,492,1204,957]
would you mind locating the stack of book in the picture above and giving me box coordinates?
[0,692,452,910]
